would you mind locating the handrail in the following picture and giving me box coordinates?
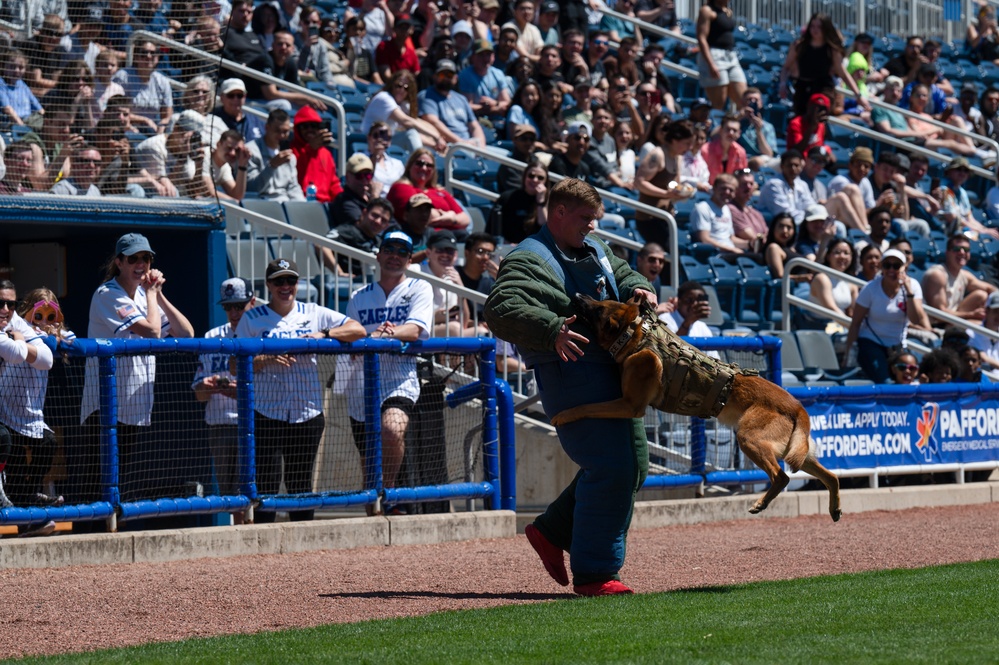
[439,169,645,255]
[126,30,348,176]
[827,115,997,182]
[442,143,681,287]
[601,7,697,46]
[601,8,698,78]
[837,84,999,169]
[781,257,999,346]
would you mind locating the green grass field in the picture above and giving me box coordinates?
[11,560,998,665]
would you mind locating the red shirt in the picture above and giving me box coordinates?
[375,38,420,75]
[386,181,464,223]
[700,138,748,184]
[785,116,827,153]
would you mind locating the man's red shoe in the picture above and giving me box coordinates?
[525,524,569,586]
[573,580,634,596]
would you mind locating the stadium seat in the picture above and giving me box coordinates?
[794,330,863,382]
[283,201,331,236]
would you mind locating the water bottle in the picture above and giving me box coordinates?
[306,182,317,201]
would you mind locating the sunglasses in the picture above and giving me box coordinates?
[593,39,609,46]
[882,262,904,270]
[31,299,60,316]
[33,311,59,323]
[734,168,754,176]
[225,92,245,99]
[222,302,247,312]
[471,247,495,256]
[414,161,435,168]
[372,130,392,141]
[138,50,159,57]
[352,170,374,179]
[526,173,546,181]
[949,246,971,254]
[126,253,153,264]
[0,299,17,310]
[894,363,919,372]
[381,245,411,256]
[268,276,298,287]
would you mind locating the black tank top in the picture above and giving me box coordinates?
[797,42,834,87]
[706,3,736,50]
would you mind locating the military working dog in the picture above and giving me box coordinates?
[550,294,841,521]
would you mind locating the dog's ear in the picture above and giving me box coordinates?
[627,295,643,306]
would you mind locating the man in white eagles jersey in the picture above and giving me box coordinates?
[336,230,434,509]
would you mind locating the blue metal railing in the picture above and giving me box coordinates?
[0,337,515,529]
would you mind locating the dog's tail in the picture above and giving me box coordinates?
[784,408,811,473]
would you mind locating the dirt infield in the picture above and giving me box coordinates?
[1,503,997,660]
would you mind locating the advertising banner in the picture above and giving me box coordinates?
[804,394,999,469]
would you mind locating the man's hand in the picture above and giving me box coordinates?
[555,315,589,362]
[309,128,333,149]
[269,149,293,168]
[632,288,659,308]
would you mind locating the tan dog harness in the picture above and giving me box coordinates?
[610,307,759,418]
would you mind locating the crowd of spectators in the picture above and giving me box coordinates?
[3,0,999,394]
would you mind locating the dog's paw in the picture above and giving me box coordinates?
[831,509,842,522]
[748,505,762,514]
[549,412,568,428]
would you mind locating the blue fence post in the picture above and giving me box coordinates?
[236,353,257,500]
[690,416,707,475]
[478,341,500,510]
[97,351,120,510]
[363,351,383,502]
[493,378,516,511]
[767,335,783,386]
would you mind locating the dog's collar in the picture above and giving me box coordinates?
[608,313,650,357]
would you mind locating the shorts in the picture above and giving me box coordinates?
[349,396,417,454]
[697,48,746,88]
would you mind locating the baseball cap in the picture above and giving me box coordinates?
[885,75,904,88]
[881,249,907,265]
[451,20,473,39]
[435,59,458,74]
[478,0,499,8]
[512,123,537,138]
[407,193,434,209]
[804,203,829,222]
[851,147,874,165]
[918,63,937,77]
[961,82,979,96]
[473,39,493,54]
[427,229,457,250]
[566,120,592,136]
[573,74,592,88]
[854,32,874,43]
[896,154,911,172]
[878,151,901,168]
[381,229,414,251]
[220,78,246,95]
[690,98,711,111]
[266,258,299,280]
[115,233,155,257]
[346,153,374,174]
[987,291,999,309]
[540,0,559,12]
[394,14,414,28]
[83,3,103,22]
[218,277,253,305]
[809,93,831,108]
[173,109,204,134]
[946,156,971,171]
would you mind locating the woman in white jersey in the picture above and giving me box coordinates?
[235,259,365,522]
[78,233,194,506]
[1,288,71,537]
[0,281,56,531]
[844,248,932,383]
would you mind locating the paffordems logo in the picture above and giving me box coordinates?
[812,402,999,460]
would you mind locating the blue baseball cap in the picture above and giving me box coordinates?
[381,230,414,252]
[115,233,155,257]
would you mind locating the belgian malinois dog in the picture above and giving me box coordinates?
[550,295,841,521]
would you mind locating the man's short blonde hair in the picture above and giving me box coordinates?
[548,178,602,216]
